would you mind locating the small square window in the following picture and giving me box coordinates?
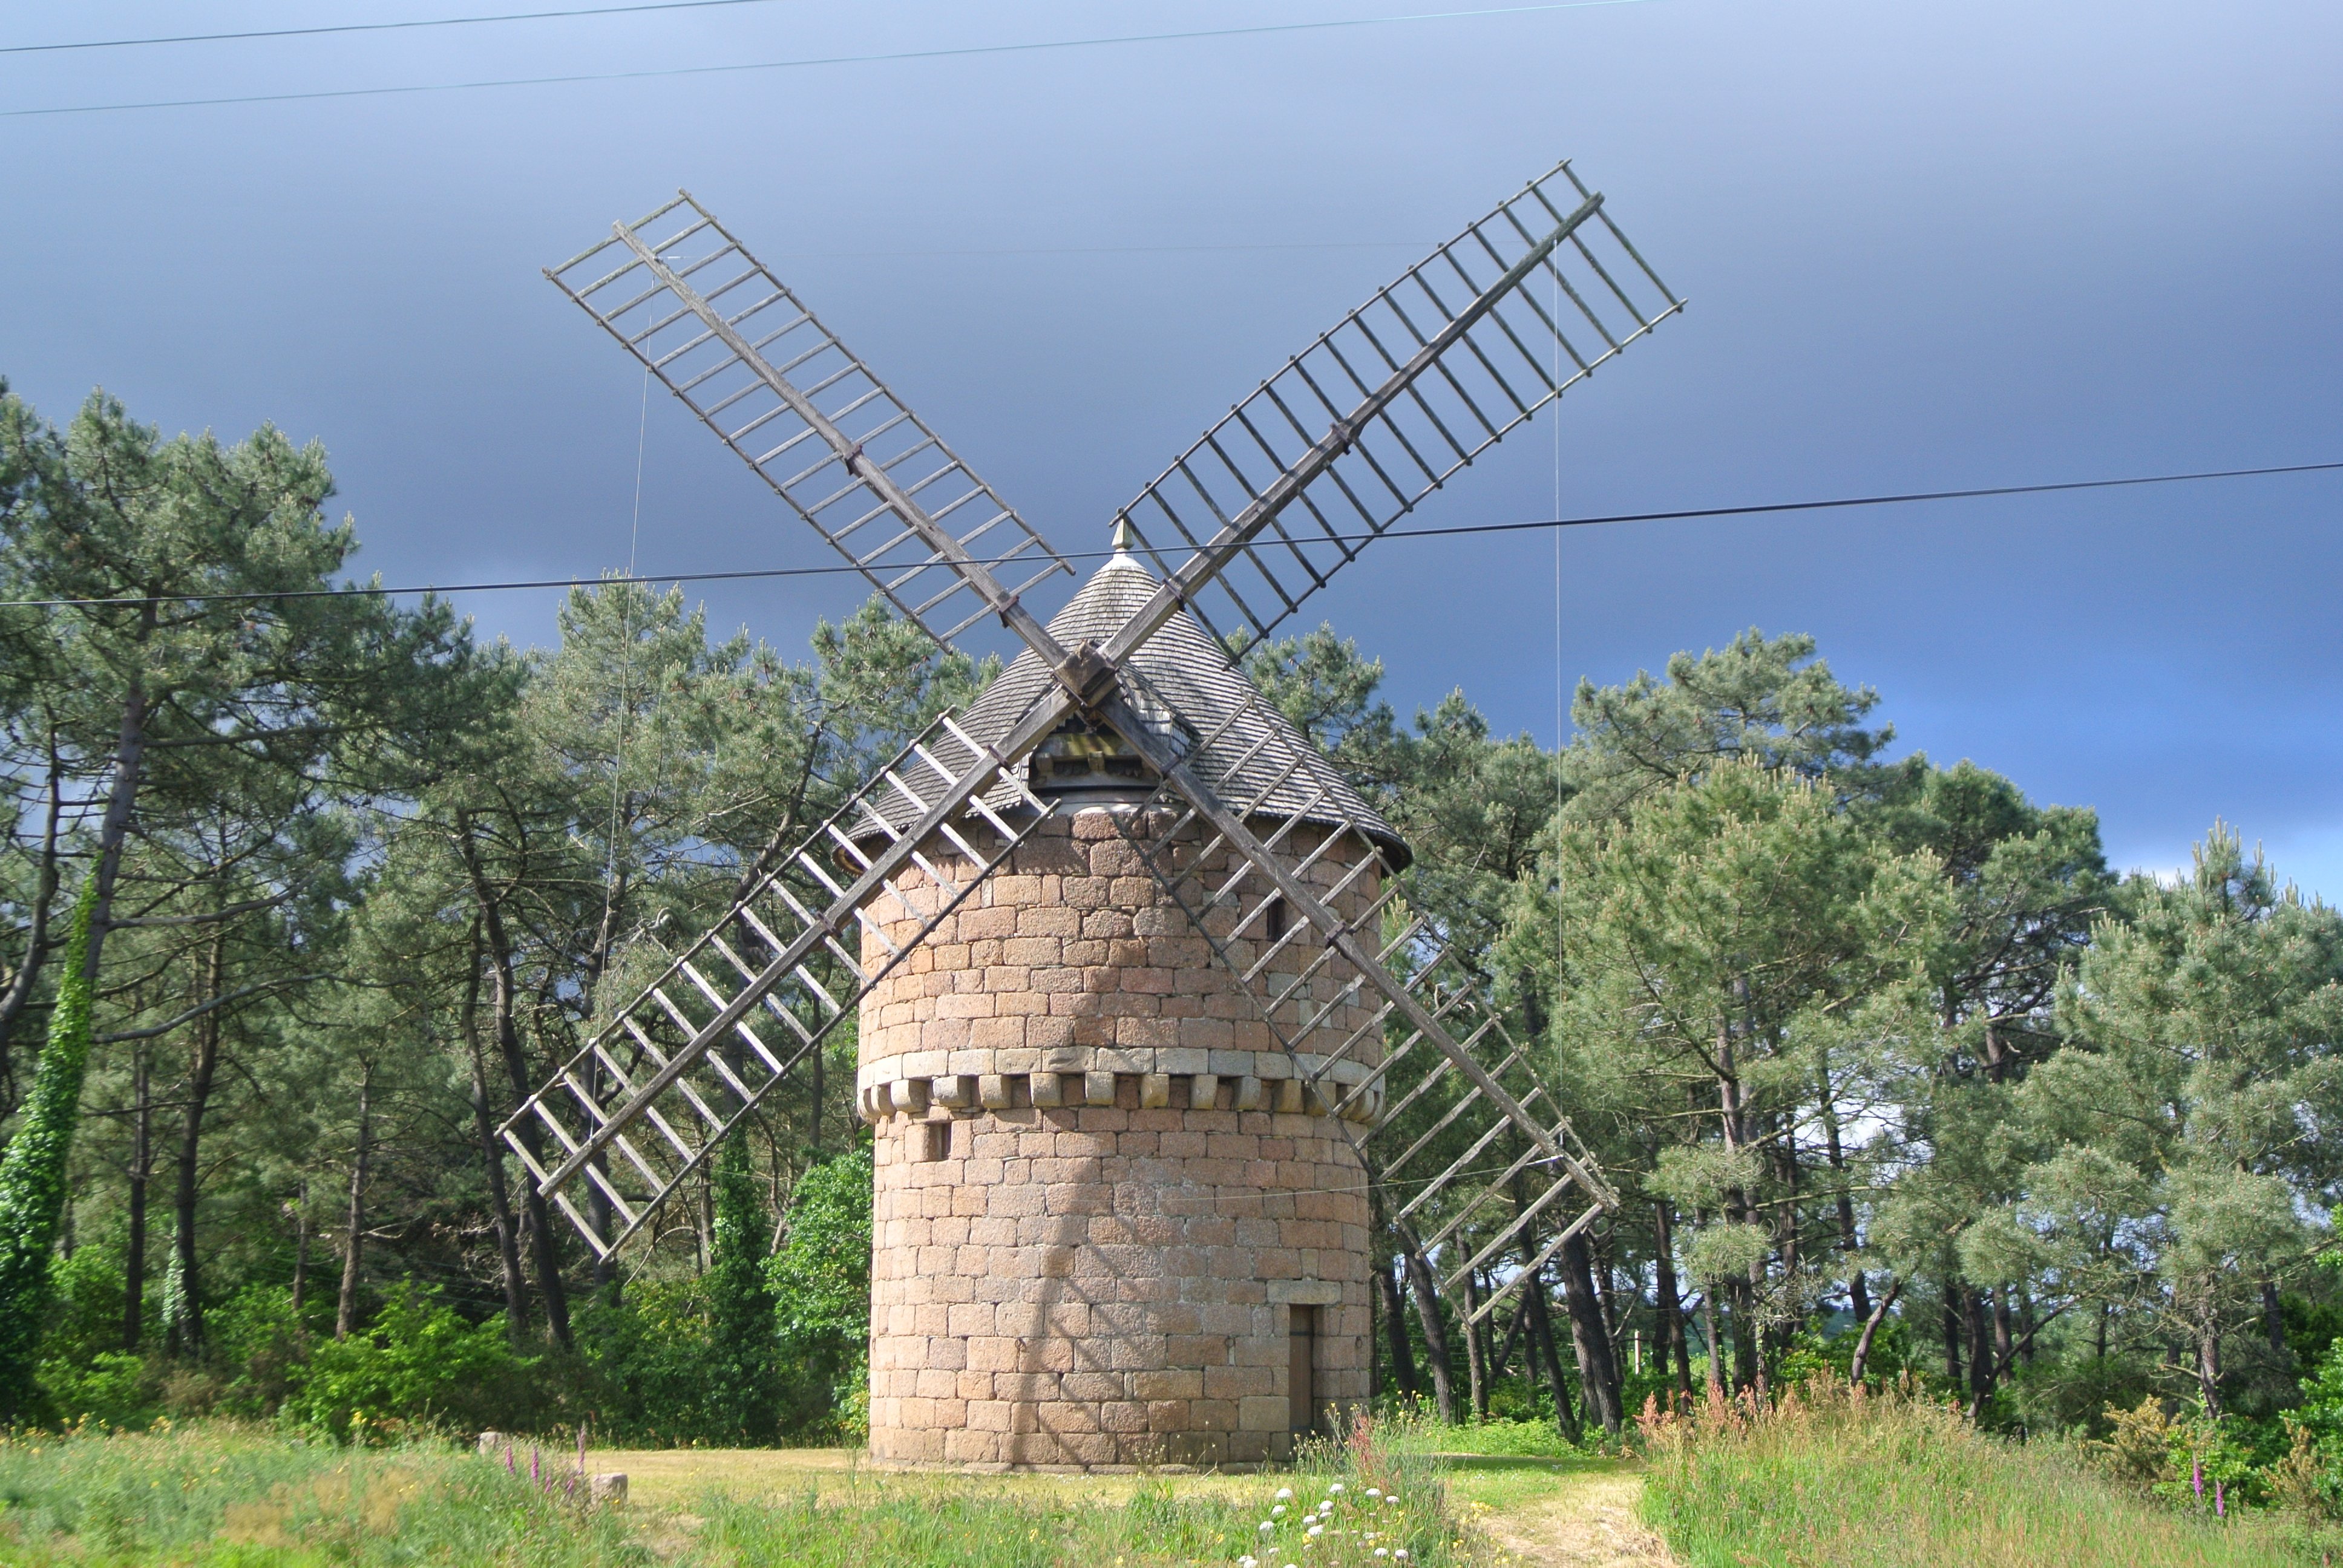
[914,1120,952,1162]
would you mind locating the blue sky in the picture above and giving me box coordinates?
[5,1,2339,893]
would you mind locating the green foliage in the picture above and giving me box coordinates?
[38,1233,133,1374]
[37,1352,162,1431]
[704,1134,782,1445]
[768,1148,873,1438]
[1564,627,1895,820]
[1404,1414,1578,1458]
[575,1276,722,1445]
[0,878,98,1422]
[282,1285,540,1441]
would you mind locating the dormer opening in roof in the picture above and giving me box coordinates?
[1028,714,1158,795]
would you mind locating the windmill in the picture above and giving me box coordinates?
[508,161,1680,1468]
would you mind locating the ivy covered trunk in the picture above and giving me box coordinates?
[0,879,100,1420]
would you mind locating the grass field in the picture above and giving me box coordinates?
[1638,1383,2319,1568]
[13,1396,2301,1567]
[0,1420,1506,1567]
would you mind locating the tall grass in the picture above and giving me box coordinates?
[0,1422,651,1566]
[1639,1380,2312,1568]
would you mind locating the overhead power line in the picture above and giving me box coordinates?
[3,458,2334,610]
[1,0,1657,119]
[0,0,794,56]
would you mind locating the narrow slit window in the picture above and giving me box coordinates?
[1266,897,1289,942]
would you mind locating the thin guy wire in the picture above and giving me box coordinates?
[597,367,654,1019]
[0,0,799,55]
[4,457,2333,610]
[1,1,1663,119]
[1554,263,1567,1021]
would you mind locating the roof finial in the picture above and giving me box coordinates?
[1110,517,1135,555]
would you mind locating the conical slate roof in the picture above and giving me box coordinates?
[923,551,1410,869]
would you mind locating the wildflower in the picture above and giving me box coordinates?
[1240,1559,1257,1568]
[1365,1488,1381,1499]
[1329,1482,1345,1494]
[1394,1552,1408,1561]
[2215,1479,2226,1518]
[1260,1521,1276,1535]
[1307,1524,1325,1538]
[1376,1552,1389,1560]
[2192,1458,2204,1501]
[1276,1487,1294,1501]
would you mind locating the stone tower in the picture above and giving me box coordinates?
[853,549,1409,1471]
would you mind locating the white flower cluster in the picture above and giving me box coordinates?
[1236,1477,1411,1566]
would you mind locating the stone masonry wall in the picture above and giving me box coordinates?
[855,805,1381,1470]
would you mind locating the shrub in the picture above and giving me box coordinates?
[577,1276,723,1445]
[284,1284,539,1440]
[768,1146,871,1437]
[36,1351,162,1430]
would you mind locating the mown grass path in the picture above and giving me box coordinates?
[589,1445,1671,1567]
[1438,1457,1673,1567]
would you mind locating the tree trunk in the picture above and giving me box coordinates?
[461,924,531,1345]
[1818,1063,1868,1322]
[123,1045,150,1350]
[1400,1239,1457,1423]
[1942,1287,1964,1387]
[1460,1269,1489,1421]
[1699,1289,1725,1400]
[1378,1257,1419,1402]
[1992,1285,2014,1381]
[1557,1226,1624,1434]
[290,1179,309,1315]
[169,924,227,1358]
[453,811,572,1349]
[1847,1278,1902,1385]
[1524,1273,1582,1443]
[336,1062,373,1339]
[809,1044,824,1158]
[1654,1201,1692,1406]
[0,732,65,1093]
[83,636,154,996]
[1714,1016,1763,1399]
[2263,1279,2289,1359]
[2195,1310,2224,1419]
[1965,1286,1994,1416]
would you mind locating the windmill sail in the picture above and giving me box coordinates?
[547,194,1073,650]
[1107,159,1680,655]
[500,713,1058,1255]
[524,157,1662,1272]
[1097,671,1615,1319]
